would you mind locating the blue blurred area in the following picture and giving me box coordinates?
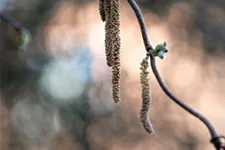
[38,45,93,107]
[0,0,6,10]
[71,45,93,83]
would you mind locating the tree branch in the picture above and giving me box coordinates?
[127,0,225,149]
[0,11,24,31]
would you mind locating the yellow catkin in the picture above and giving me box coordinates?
[104,0,114,67]
[140,57,154,134]
[99,0,106,22]
[111,0,121,103]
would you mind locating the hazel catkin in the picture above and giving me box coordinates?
[103,0,121,103]
[111,0,121,103]
[140,57,154,134]
[104,0,114,67]
[99,0,106,22]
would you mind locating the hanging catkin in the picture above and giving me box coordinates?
[111,0,121,103]
[104,0,114,67]
[112,64,120,103]
[101,0,121,103]
[140,57,154,134]
[99,0,106,22]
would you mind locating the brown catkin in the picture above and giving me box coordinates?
[112,65,120,103]
[104,0,114,67]
[140,57,154,134]
[99,0,106,22]
[111,0,121,103]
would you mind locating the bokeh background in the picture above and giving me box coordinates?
[0,0,225,150]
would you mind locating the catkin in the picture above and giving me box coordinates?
[112,64,120,103]
[140,57,154,134]
[102,0,121,103]
[104,0,114,67]
[99,0,106,22]
[111,0,121,103]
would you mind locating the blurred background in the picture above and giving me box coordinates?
[0,0,225,150]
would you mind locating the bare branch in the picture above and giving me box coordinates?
[0,11,24,31]
[127,0,225,149]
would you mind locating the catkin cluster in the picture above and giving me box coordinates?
[99,0,121,103]
[140,56,154,134]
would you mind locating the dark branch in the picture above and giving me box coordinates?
[127,0,153,51]
[0,11,24,32]
[127,0,225,149]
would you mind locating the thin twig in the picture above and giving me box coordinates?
[0,11,24,31]
[127,0,225,149]
[127,0,153,52]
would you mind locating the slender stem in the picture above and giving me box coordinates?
[150,54,217,137]
[127,0,153,51]
[127,0,225,149]
[0,11,24,31]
